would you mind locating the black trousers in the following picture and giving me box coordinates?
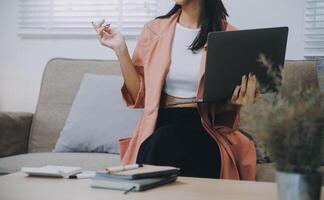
[136,107,221,179]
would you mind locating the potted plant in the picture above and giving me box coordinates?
[244,56,324,200]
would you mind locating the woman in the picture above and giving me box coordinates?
[93,0,258,180]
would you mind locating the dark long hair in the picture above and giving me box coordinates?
[157,1,228,52]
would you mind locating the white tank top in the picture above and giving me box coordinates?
[164,23,202,98]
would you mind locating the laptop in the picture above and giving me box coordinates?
[170,27,289,105]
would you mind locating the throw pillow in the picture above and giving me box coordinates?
[54,74,142,154]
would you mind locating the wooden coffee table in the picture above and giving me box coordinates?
[0,172,323,200]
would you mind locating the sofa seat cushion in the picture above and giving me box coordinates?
[0,153,120,175]
[256,163,276,182]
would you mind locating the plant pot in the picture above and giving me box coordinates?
[276,171,322,200]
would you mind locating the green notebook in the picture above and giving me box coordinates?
[91,175,178,192]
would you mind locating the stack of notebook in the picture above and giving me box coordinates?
[91,165,180,193]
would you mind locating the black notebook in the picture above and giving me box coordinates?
[97,165,180,180]
[91,174,178,192]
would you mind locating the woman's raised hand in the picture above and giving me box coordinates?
[92,20,126,52]
[230,73,261,106]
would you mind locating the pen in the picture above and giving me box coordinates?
[105,164,144,174]
[69,172,96,179]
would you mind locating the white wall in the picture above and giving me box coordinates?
[0,0,306,113]
[223,0,306,60]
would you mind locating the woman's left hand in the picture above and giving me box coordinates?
[230,73,261,106]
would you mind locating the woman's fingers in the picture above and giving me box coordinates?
[230,85,242,105]
[231,74,248,106]
[231,85,241,101]
[239,74,248,98]
[246,74,256,102]
[229,72,261,107]
[92,19,106,33]
[99,24,113,37]
[233,73,260,106]
[99,26,107,37]
[252,75,257,96]
[99,23,113,36]
[91,20,114,43]
[104,25,114,35]
[97,19,105,28]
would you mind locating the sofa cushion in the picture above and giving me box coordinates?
[317,59,324,165]
[256,163,276,182]
[318,59,324,90]
[28,58,121,153]
[0,113,33,158]
[0,153,120,175]
[54,74,142,154]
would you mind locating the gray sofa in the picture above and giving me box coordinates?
[0,58,322,183]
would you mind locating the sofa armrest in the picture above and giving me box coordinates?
[0,112,33,158]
